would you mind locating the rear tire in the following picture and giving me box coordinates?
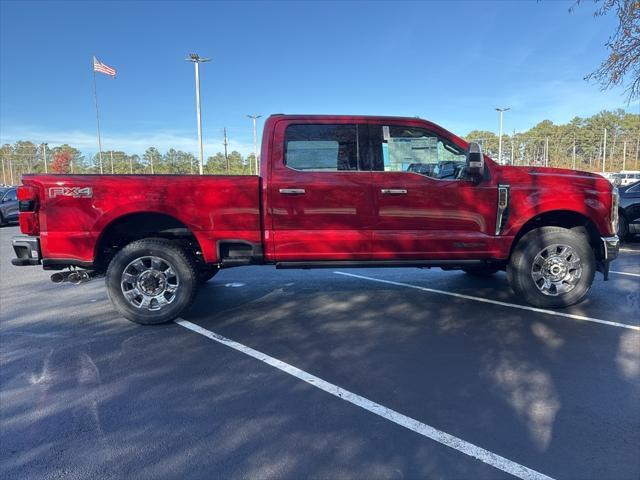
[462,265,501,277]
[106,238,198,325]
[507,227,595,308]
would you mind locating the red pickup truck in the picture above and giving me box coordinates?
[12,114,620,324]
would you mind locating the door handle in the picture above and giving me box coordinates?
[279,188,306,195]
[380,189,408,195]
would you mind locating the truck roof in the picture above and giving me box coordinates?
[266,114,461,141]
[268,113,426,121]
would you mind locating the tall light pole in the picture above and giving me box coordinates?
[495,107,510,164]
[186,53,211,175]
[223,127,230,174]
[602,128,607,172]
[42,143,48,174]
[1,150,6,185]
[247,115,262,174]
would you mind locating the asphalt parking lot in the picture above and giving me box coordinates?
[1,224,638,480]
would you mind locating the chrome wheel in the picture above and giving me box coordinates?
[530,244,582,296]
[120,256,179,311]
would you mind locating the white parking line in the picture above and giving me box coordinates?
[334,272,640,332]
[610,270,640,278]
[176,319,555,480]
[619,248,639,253]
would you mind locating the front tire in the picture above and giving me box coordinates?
[507,227,595,308]
[106,238,198,324]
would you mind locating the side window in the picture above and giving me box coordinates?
[4,189,17,202]
[285,124,360,171]
[371,125,466,180]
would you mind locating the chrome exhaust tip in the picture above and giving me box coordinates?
[50,272,67,283]
[51,270,96,285]
[68,270,94,284]
[68,272,82,284]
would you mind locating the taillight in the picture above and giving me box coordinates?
[17,185,38,211]
[17,185,40,235]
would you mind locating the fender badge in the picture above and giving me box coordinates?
[48,187,93,198]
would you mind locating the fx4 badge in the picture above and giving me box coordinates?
[48,187,93,198]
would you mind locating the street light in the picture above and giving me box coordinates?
[495,107,510,164]
[247,114,262,175]
[42,143,48,174]
[185,53,211,175]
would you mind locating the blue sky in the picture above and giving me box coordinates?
[0,0,636,156]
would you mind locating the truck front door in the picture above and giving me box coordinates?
[268,121,374,261]
[367,123,497,260]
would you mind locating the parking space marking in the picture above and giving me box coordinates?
[176,319,555,480]
[619,248,639,253]
[334,272,640,331]
[610,270,640,278]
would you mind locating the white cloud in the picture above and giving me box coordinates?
[0,125,255,157]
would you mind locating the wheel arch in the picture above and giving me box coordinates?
[94,211,205,271]
[510,210,601,257]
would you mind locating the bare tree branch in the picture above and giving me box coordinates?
[573,0,640,102]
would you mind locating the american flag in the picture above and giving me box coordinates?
[93,56,116,77]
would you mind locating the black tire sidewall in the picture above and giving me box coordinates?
[508,227,595,308]
[106,239,197,324]
[618,215,628,241]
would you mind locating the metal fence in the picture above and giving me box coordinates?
[472,135,640,172]
[0,148,258,185]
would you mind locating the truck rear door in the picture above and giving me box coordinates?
[268,120,374,261]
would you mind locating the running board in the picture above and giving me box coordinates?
[275,260,484,269]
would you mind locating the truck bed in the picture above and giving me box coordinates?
[21,174,262,265]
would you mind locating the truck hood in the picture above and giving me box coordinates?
[495,165,613,193]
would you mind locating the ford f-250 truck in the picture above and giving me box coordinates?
[12,114,620,324]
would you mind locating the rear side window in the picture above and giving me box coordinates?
[285,124,360,171]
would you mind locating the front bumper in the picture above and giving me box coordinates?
[599,235,619,280]
[11,235,41,266]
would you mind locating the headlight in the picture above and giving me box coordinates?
[611,186,619,234]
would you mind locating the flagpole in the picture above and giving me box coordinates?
[92,56,104,174]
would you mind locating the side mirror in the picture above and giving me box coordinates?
[465,142,484,183]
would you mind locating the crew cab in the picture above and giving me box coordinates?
[12,114,620,324]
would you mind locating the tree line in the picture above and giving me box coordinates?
[465,109,640,171]
[0,144,257,184]
[1,109,639,184]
